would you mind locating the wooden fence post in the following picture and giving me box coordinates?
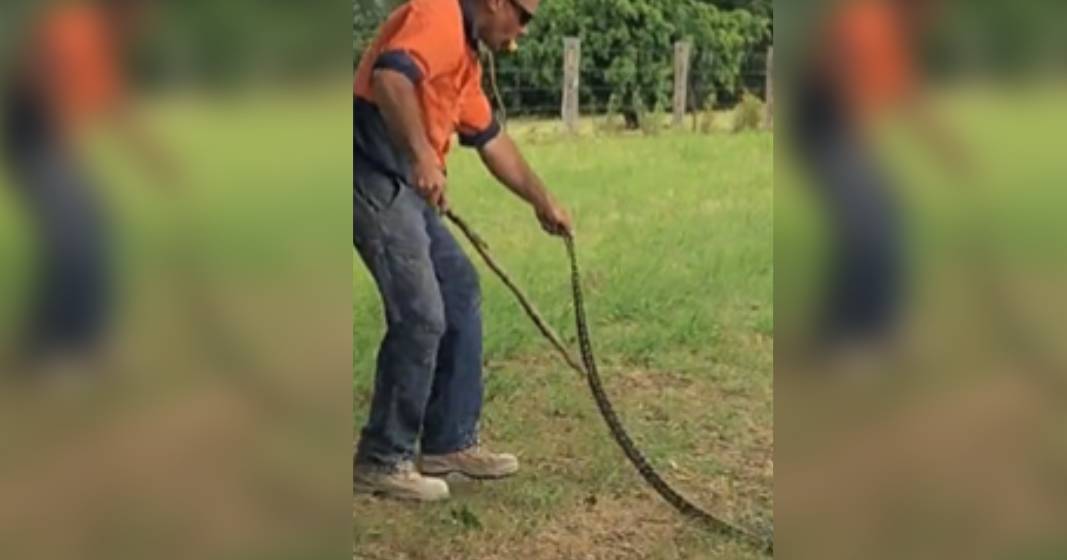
[673,40,692,128]
[562,37,581,133]
[764,46,774,129]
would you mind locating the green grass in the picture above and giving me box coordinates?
[773,85,1067,559]
[0,87,353,560]
[354,122,774,559]
[0,88,352,333]
[0,91,773,558]
[775,85,1067,342]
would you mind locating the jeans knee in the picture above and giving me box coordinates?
[387,303,446,368]
[445,258,481,315]
[457,262,481,303]
[404,302,447,342]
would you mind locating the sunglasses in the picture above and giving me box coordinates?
[508,0,534,27]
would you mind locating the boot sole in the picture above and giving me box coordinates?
[419,468,519,480]
[353,479,450,502]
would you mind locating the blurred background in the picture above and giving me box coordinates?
[7,0,1066,557]
[0,1,351,559]
[776,0,1067,558]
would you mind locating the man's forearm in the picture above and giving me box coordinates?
[371,69,435,164]
[110,104,176,182]
[478,132,552,208]
[904,94,969,174]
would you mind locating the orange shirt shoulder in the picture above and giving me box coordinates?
[34,2,124,131]
[354,0,498,167]
[829,0,915,119]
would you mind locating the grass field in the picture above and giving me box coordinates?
[775,85,1067,340]
[353,118,774,559]
[8,82,1061,559]
[0,89,353,560]
[775,85,1067,559]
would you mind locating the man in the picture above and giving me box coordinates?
[789,0,963,368]
[353,0,572,501]
[2,0,171,376]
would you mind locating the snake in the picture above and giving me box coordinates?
[444,210,774,553]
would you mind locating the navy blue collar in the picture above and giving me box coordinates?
[461,0,478,51]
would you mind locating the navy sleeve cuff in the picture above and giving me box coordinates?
[373,50,423,84]
[458,119,502,149]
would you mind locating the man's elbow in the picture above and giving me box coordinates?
[475,129,507,156]
[370,69,398,97]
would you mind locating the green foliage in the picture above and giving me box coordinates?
[732,90,764,133]
[628,89,649,133]
[353,0,390,64]
[700,89,719,134]
[672,1,769,107]
[450,505,483,531]
[353,0,771,116]
[136,0,351,85]
[596,92,626,134]
[498,0,769,117]
[642,95,665,135]
[702,0,772,19]
[9,1,351,87]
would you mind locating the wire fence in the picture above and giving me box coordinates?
[481,44,772,125]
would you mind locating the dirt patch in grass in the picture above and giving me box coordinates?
[355,491,768,560]
[777,374,1067,560]
[354,359,773,560]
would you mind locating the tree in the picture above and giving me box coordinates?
[352,0,772,124]
[493,0,770,124]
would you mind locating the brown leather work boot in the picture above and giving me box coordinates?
[354,460,450,502]
[419,445,520,479]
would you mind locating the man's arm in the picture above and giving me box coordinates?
[478,131,572,236]
[108,103,182,189]
[902,93,972,178]
[371,69,447,209]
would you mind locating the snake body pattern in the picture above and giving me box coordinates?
[445,210,772,553]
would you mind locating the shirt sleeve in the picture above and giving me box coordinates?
[372,2,463,84]
[457,73,501,148]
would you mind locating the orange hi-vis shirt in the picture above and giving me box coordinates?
[828,0,916,121]
[354,0,499,170]
[31,2,125,135]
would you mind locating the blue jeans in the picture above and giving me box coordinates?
[802,123,904,345]
[4,142,112,362]
[353,158,483,470]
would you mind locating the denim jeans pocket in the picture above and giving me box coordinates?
[355,170,403,214]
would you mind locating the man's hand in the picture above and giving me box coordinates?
[904,94,975,180]
[535,197,573,237]
[412,155,448,210]
[371,69,447,208]
[111,105,183,192]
